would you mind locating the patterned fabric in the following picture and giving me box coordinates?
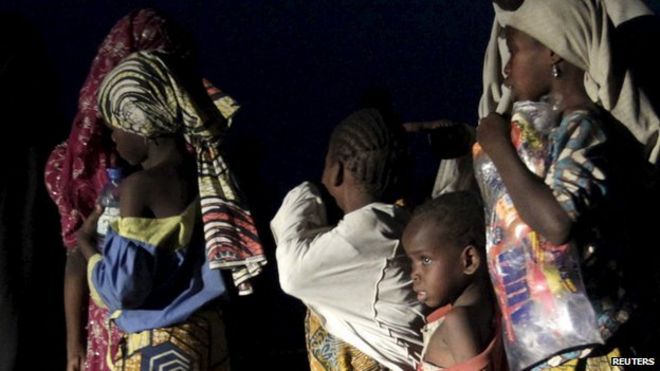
[544,113,607,221]
[87,199,226,333]
[474,105,605,370]
[480,0,653,119]
[111,308,229,371]
[305,310,384,371]
[545,111,632,339]
[97,51,266,295]
[273,182,424,370]
[44,8,191,250]
[495,0,660,163]
[474,108,632,370]
[86,302,124,371]
[42,9,190,371]
[538,112,633,369]
[531,347,621,371]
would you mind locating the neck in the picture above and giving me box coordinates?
[141,138,184,169]
[341,190,378,214]
[452,275,491,309]
[550,66,596,113]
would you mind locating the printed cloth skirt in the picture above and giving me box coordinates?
[305,309,383,371]
[110,308,229,371]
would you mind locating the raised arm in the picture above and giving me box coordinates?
[271,182,332,294]
[477,113,572,245]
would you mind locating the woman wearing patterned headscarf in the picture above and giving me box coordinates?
[44,9,194,371]
[75,50,264,370]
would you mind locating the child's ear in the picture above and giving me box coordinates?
[333,160,344,187]
[461,245,481,275]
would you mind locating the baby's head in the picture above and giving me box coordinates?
[402,191,486,309]
[322,109,405,210]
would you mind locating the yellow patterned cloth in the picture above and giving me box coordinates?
[110,308,229,371]
[305,309,384,371]
[536,348,622,371]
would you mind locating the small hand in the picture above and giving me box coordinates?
[476,112,512,156]
[76,206,103,259]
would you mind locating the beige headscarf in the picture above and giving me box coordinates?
[478,4,515,119]
[479,0,659,163]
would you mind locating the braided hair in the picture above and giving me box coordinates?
[329,108,406,201]
[411,191,486,251]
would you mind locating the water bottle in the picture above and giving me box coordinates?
[96,167,123,250]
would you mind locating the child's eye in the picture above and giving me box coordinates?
[421,257,432,265]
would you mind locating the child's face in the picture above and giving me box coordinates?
[504,26,552,102]
[109,126,148,166]
[402,219,465,309]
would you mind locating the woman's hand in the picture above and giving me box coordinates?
[66,341,86,371]
[76,206,103,260]
[476,112,512,157]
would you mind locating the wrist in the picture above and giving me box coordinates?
[77,238,97,261]
[67,338,84,353]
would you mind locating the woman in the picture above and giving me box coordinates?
[476,0,656,368]
[480,0,659,162]
[44,9,194,370]
[45,10,265,370]
[76,50,263,369]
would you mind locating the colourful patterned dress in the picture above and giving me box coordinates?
[87,200,229,370]
[474,104,632,370]
[305,310,384,371]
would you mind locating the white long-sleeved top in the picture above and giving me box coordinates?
[272,182,424,371]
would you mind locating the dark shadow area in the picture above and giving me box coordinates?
[1,1,659,368]
[0,1,496,369]
[0,12,67,371]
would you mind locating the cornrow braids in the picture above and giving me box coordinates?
[329,108,407,201]
[411,191,486,251]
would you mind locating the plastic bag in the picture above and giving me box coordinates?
[473,99,603,370]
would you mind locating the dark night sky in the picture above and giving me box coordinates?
[2,0,497,203]
[2,0,659,369]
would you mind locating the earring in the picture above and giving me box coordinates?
[552,64,561,79]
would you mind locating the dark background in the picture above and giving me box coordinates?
[1,1,659,370]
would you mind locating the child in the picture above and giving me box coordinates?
[76,51,265,369]
[272,109,424,371]
[402,192,504,371]
[475,0,654,368]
